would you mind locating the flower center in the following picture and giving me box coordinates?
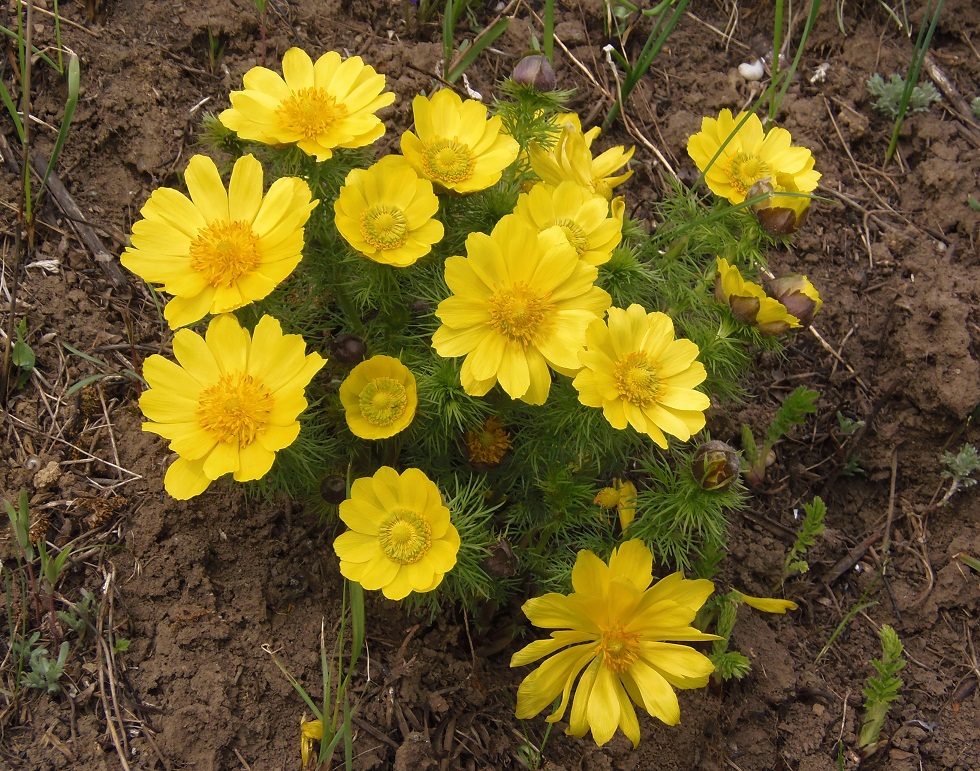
[421,138,474,184]
[726,152,770,197]
[361,205,409,250]
[276,87,348,140]
[613,351,661,406]
[378,508,432,564]
[189,220,262,288]
[595,627,641,674]
[488,282,552,347]
[465,416,512,466]
[358,377,409,426]
[197,372,274,447]
[554,218,589,257]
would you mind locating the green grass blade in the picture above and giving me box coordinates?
[38,52,79,200]
[446,17,509,84]
[0,80,25,142]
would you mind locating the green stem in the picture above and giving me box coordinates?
[768,0,784,124]
[543,0,554,62]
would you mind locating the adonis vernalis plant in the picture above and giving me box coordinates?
[124,44,830,752]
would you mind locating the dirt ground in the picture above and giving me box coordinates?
[2,0,979,769]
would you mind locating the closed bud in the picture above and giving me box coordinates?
[320,474,347,505]
[748,179,810,236]
[767,274,822,326]
[512,54,557,91]
[330,333,367,365]
[692,440,740,491]
[482,537,519,578]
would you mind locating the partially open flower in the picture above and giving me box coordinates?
[692,440,740,491]
[714,258,801,336]
[512,54,557,91]
[748,178,811,236]
[767,274,823,326]
[529,120,634,200]
[594,478,638,529]
[300,716,323,768]
[339,355,418,439]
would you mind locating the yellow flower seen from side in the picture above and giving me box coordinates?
[139,314,325,500]
[573,304,710,448]
[714,257,801,336]
[465,415,513,468]
[686,109,821,204]
[334,467,460,600]
[122,154,317,329]
[594,478,638,529]
[339,355,418,440]
[511,540,719,747]
[529,122,634,200]
[515,181,625,266]
[219,48,395,161]
[401,89,519,193]
[300,716,322,768]
[432,214,612,405]
[334,155,444,267]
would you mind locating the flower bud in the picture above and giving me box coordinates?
[727,293,762,326]
[320,474,347,505]
[482,537,519,578]
[330,333,367,365]
[692,440,740,491]
[767,274,822,326]
[748,179,810,236]
[512,54,557,91]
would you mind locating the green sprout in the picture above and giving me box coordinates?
[784,496,826,579]
[858,624,906,751]
[937,443,980,506]
[741,386,819,488]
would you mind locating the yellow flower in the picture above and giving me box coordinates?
[401,89,519,193]
[432,215,611,405]
[714,257,801,335]
[735,591,799,614]
[219,48,395,160]
[749,178,812,236]
[511,540,719,747]
[529,121,634,199]
[122,154,317,329]
[686,109,820,204]
[339,355,418,439]
[573,304,710,448]
[139,314,325,500]
[334,467,460,600]
[334,155,444,267]
[300,716,322,768]
[514,181,625,266]
[465,416,512,467]
[594,478,638,529]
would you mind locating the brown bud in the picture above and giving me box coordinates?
[767,274,822,326]
[482,538,519,578]
[748,178,809,236]
[512,54,557,91]
[692,440,740,491]
[320,474,347,505]
[330,333,367,365]
[728,294,761,325]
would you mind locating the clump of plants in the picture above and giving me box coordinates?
[866,73,940,119]
[120,42,825,755]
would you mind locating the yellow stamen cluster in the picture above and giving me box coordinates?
[276,87,347,140]
[197,372,274,447]
[188,220,262,288]
[378,509,432,564]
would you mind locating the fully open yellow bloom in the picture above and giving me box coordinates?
[122,154,316,329]
[401,89,519,193]
[529,120,634,199]
[515,181,625,266]
[432,215,611,405]
[334,467,460,600]
[139,314,325,499]
[687,109,820,204]
[511,540,718,747]
[334,155,444,267]
[714,257,801,335]
[573,304,710,448]
[219,48,394,160]
[339,355,418,439]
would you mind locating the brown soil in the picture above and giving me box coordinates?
[2,0,979,769]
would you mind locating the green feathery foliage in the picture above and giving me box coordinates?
[706,593,751,682]
[743,386,819,487]
[858,624,906,749]
[784,496,827,578]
